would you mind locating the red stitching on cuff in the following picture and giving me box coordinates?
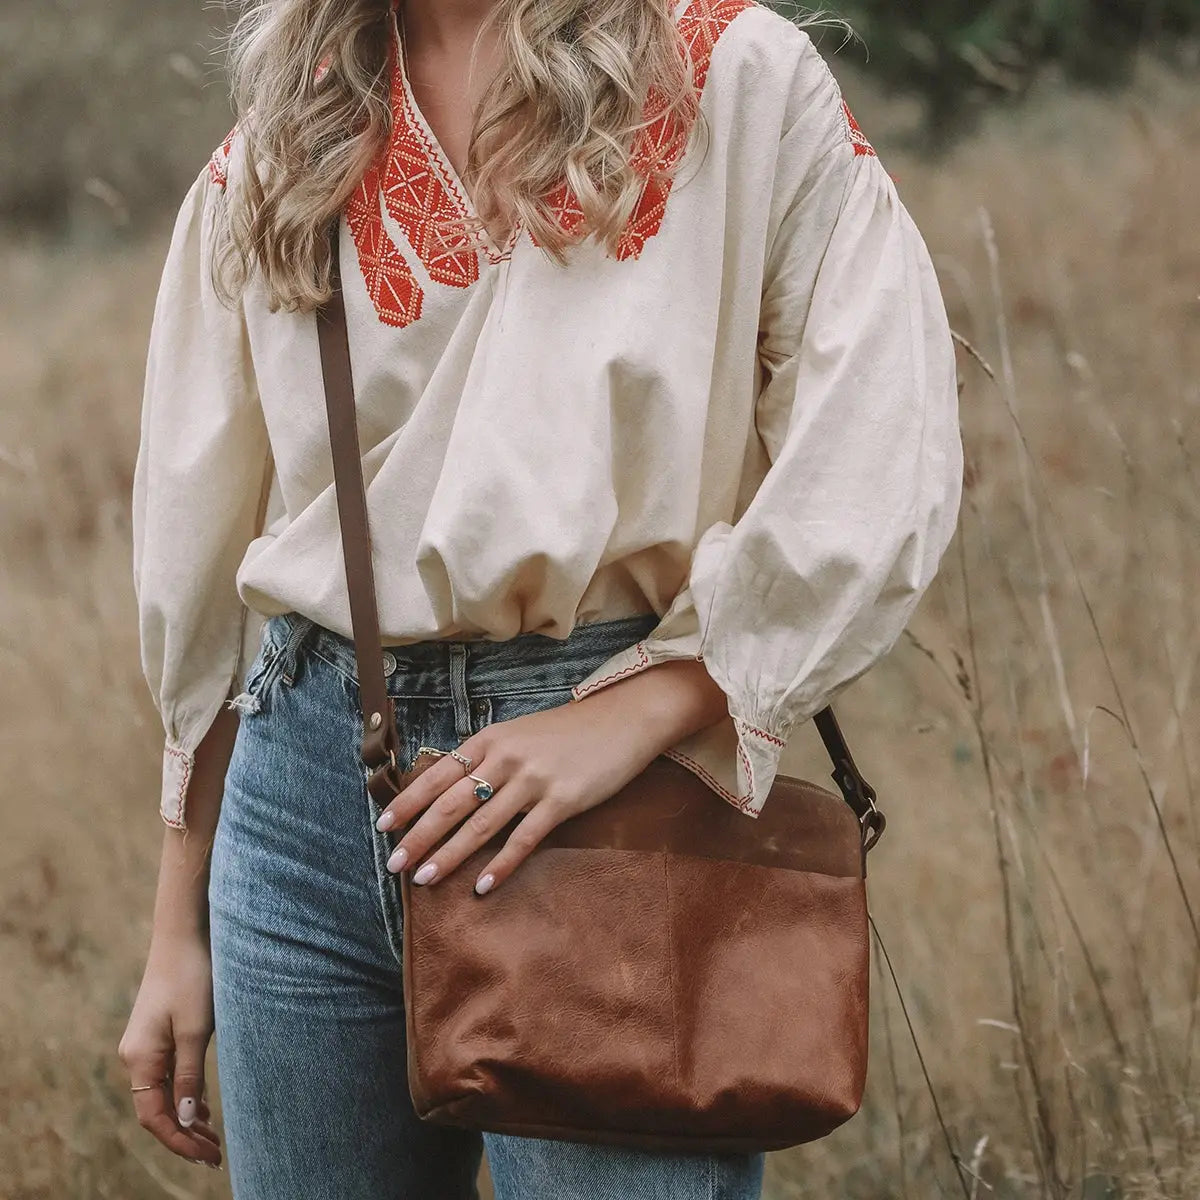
[662,748,758,815]
[739,721,786,749]
[571,642,651,699]
[664,717,783,818]
[163,747,192,830]
[736,739,756,802]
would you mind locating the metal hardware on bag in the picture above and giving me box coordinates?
[368,747,398,773]
[369,711,383,730]
[830,764,886,853]
[860,806,886,855]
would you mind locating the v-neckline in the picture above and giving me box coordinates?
[390,8,512,261]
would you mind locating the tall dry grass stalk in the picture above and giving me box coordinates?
[1,56,1197,1200]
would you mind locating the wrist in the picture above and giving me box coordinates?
[151,825,214,941]
[581,658,728,754]
[149,918,211,956]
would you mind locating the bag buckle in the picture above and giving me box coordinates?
[814,707,886,854]
[859,795,887,855]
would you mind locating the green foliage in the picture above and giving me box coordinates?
[781,0,1200,140]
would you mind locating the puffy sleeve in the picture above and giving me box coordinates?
[571,41,963,816]
[131,137,271,830]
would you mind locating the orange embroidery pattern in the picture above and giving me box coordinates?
[204,0,757,324]
[345,162,424,329]
[382,67,479,291]
[208,124,236,189]
[543,0,755,261]
[343,22,479,327]
[842,101,876,158]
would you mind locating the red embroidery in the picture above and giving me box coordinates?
[384,75,479,291]
[842,101,876,158]
[570,642,652,700]
[208,124,236,189]
[345,163,424,329]
[212,0,756,323]
[543,0,755,259]
[344,16,479,326]
[740,720,786,748]
[663,748,758,814]
[163,746,192,829]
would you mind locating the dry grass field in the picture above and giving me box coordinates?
[1,30,1198,1200]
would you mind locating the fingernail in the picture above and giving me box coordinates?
[376,810,394,831]
[177,1097,196,1128]
[412,861,438,885]
[387,846,408,873]
[475,873,495,895]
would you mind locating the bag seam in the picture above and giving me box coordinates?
[662,852,682,1095]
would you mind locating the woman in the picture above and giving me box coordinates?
[119,0,963,1194]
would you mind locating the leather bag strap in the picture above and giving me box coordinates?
[813,707,885,851]
[314,222,883,848]
[316,225,404,806]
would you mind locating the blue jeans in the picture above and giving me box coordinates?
[209,611,766,1200]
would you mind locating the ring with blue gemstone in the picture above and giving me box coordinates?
[467,773,495,802]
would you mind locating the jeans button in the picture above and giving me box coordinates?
[382,651,397,677]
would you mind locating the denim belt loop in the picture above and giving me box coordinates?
[278,614,316,687]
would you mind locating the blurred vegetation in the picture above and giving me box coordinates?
[0,0,231,238]
[795,0,1200,139]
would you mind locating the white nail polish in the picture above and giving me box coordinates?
[177,1096,197,1128]
[387,846,408,872]
[413,861,438,885]
[376,810,395,831]
[475,873,495,896]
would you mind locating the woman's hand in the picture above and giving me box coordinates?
[118,931,223,1168]
[119,705,237,1170]
[375,658,728,895]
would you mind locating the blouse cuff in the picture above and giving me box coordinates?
[160,741,195,830]
[658,706,791,819]
[569,607,793,819]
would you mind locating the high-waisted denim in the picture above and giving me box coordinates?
[208,610,766,1200]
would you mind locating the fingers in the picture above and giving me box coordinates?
[475,803,570,894]
[384,766,516,879]
[124,1045,222,1167]
[374,738,483,834]
[171,1023,218,1161]
[404,776,538,889]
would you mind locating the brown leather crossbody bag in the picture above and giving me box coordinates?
[315,226,885,1153]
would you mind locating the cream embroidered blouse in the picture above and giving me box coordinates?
[132,0,964,830]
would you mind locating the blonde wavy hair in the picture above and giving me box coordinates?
[212,0,705,311]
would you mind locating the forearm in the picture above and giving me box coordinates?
[574,657,728,758]
[150,705,240,942]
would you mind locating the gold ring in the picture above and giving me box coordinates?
[130,1082,165,1093]
[467,773,495,802]
[417,745,474,773]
